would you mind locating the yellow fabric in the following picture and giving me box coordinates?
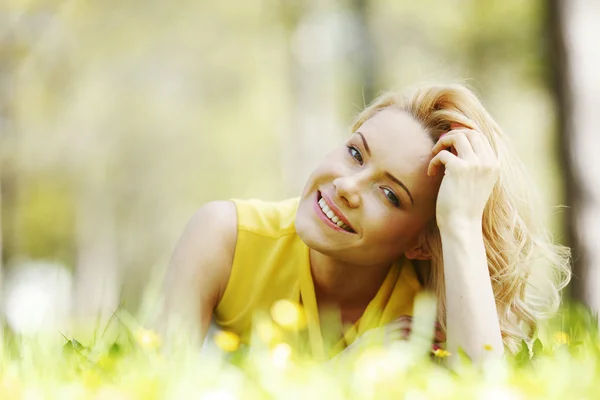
[214,197,422,359]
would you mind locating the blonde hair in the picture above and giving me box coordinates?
[351,83,571,353]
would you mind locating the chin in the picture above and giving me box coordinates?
[295,214,351,260]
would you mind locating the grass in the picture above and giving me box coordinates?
[0,295,598,400]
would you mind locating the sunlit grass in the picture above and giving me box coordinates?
[0,296,598,399]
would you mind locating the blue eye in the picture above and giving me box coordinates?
[383,188,400,207]
[347,146,363,165]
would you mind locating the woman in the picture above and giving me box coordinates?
[160,83,571,363]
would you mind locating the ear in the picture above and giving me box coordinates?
[404,245,432,261]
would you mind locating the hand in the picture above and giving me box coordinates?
[388,315,446,347]
[348,315,445,350]
[428,123,500,229]
[327,315,445,366]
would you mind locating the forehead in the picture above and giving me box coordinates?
[357,107,434,167]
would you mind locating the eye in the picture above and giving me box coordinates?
[383,188,400,207]
[347,145,363,165]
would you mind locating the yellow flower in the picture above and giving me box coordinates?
[553,331,570,345]
[214,330,241,352]
[432,348,452,358]
[271,300,306,330]
[255,319,281,344]
[135,329,162,350]
[271,343,292,368]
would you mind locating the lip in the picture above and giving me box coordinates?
[314,191,356,233]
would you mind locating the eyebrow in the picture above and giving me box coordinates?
[356,132,415,206]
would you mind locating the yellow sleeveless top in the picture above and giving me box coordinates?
[214,197,422,359]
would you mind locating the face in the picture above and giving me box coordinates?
[295,107,442,266]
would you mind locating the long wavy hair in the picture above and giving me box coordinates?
[351,83,571,353]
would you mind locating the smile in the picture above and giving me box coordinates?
[315,192,355,233]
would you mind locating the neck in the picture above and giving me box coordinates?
[309,249,395,309]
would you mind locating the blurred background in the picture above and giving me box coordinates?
[0,0,598,335]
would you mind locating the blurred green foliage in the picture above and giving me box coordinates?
[0,300,598,399]
[0,0,566,307]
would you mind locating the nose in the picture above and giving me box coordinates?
[333,174,363,208]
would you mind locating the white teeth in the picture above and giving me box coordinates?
[318,196,352,232]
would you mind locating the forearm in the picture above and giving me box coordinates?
[440,219,504,363]
[155,264,206,348]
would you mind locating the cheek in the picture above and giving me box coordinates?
[367,213,425,246]
[364,209,402,238]
[302,162,328,193]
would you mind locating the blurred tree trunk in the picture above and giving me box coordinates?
[548,0,600,308]
[0,32,19,302]
[349,0,376,105]
[72,172,121,329]
[0,29,22,343]
[278,0,348,196]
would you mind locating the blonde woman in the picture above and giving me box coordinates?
[160,83,571,362]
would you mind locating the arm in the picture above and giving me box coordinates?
[429,123,505,363]
[440,220,503,361]
[157,201,237,346]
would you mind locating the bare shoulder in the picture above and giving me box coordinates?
[186,200,237,294]
[187,200,238,248]
[168,200,238,307]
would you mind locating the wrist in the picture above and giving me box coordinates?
[437,216,483,236]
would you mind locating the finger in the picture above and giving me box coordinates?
[388,317,411,328]
[395,315,413,326]
[474,132,497,160]
[437,135,457,157]
[381,323,409,343]
[432,131,476,160]
[387,322,412,338]
[451,121,478,131]
[401,324,412,335]
[394,315,412,323]
[388,315,412,328]
[451,122,496,156]
[460,128,489,156]
[427,149,457,177]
